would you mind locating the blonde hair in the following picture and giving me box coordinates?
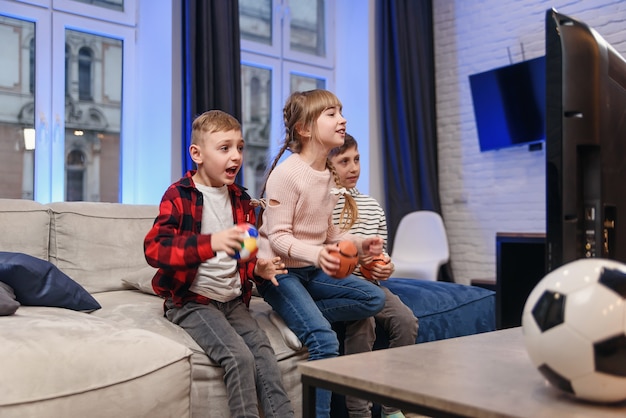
[260,89,358,230]
[191,110,241,145]
[328,133,359,230]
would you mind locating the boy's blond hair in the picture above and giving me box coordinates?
[191,110,241,145]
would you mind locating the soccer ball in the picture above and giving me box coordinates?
[521,258,626,403]
[232,223,258,261]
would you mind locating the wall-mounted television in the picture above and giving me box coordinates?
[470,56,546,152]
[546,9,626,271]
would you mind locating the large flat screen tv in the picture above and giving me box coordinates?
[546,9,626,271]
[470,56,546,152]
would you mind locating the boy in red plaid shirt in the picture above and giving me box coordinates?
[144,110,293,417]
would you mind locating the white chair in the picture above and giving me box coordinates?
[390,210,450,281]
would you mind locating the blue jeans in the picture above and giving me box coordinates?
[258,266,385,418]
[165,299,294,418]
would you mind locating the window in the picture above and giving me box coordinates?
[77,46,93,101]
[66,148,86,201]
[0,0,135,203]
[71,0,124,13]
[287,1,327,58]
[29,38,35,94]
[239,0,334,199]
[0,12,41,200]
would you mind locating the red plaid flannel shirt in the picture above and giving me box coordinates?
[144,171,260,308]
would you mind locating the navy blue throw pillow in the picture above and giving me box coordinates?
[0,252,101,312]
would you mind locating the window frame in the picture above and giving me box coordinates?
[241,52,283,163]
[51,11,135,202]
[53,0,136,26]
[1,0,136,203]
[239,0,335,193]
[283,61,334,98]
[281,0,334,69]
[1,0,53,202]
[239,1,282,60]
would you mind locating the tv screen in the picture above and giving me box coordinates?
[545,9,626,271]
[470,56,546,152]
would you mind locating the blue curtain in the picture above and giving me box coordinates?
[181,0,242,174]
[377,0,453,281]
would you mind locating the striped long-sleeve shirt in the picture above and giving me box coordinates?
[332,188,388,277]
[257,154,362,267]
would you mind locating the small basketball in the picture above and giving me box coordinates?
[360,257,389,280]
[331,240,359,279]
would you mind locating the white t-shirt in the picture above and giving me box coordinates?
[189,183,241,302]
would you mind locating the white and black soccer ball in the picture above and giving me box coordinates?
[522,258,626,403]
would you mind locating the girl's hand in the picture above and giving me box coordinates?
[254,257,287,286]
[361,236,384,257]
[210,225,246,256]
[319,244,342,277]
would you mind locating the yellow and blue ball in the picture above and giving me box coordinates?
[233,223,259,261]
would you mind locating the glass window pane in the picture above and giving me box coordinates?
[0,15,36,199]
[70,0,124,13]
[289,0,325,57]
[65,29,121,202]
[290,73,326,93]
[240,0,272,46]
[241,64,272,199]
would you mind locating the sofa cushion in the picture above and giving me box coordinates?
[0,252,100,312]
[119,273,303,350]
[378,278,496,345]
[92,291,306,361]
[91,290,308,417]
[0,306,192,418]
[0,198,50,261]
[121,265,158,295]
[0,281,19,315]
[48,202,158,294]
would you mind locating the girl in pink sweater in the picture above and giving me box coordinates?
[255,89,386,418]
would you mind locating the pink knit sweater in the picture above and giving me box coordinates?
[257,154,362,268]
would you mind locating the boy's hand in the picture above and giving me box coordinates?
[210,225,247,256]
[359,254,374,266]
[369,254,395,281]
[254,257,287,286]
[361,236,384,257]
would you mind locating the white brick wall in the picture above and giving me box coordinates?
[434,0,626,284]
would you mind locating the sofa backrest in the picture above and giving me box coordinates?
[48,202,159,294]
[0,198,51,261]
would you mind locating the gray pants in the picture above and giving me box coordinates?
[165,299,294,418]
[344,286,419,417]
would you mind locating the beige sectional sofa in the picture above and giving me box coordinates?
[0,198,308,418]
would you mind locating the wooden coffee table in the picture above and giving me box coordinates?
[299,328,626,417]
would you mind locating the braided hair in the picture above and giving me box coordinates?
[328,133,359,230]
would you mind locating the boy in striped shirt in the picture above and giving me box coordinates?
[329,134,418,418]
